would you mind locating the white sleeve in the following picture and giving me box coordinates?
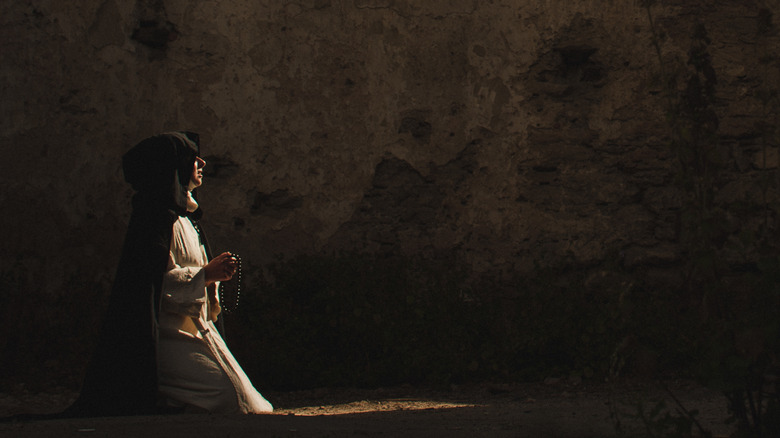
[160,218,207,318]
[161,253,207,317]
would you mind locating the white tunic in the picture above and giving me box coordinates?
[156,216,273,414]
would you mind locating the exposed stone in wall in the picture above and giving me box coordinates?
[1,0,779,305]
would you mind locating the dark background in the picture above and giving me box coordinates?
[1,1,778,399]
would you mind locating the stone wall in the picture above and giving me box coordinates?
[1,0,779,307]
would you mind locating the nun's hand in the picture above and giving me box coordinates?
[204,252,238,284]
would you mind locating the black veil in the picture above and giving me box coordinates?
[67,132,203,417]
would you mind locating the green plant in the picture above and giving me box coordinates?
[641,2,780,436]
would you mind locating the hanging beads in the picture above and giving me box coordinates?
[219,253,242,314]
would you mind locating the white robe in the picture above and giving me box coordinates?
[156,216,273,414]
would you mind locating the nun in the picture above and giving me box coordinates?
[69,132,272,416]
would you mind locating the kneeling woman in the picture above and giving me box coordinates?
[71,132,272,416]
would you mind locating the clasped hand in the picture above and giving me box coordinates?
[204,252,238,284]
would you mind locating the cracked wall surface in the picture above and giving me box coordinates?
[1,0,779,304]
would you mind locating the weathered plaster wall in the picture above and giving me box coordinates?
[1,0,779,306]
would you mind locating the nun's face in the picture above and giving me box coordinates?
[190,156,206,188]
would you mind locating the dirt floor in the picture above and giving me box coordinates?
[0,379,733,437]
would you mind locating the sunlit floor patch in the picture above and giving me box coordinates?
[275,398,480,416]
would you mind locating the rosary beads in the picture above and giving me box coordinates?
[219,253,242,314]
